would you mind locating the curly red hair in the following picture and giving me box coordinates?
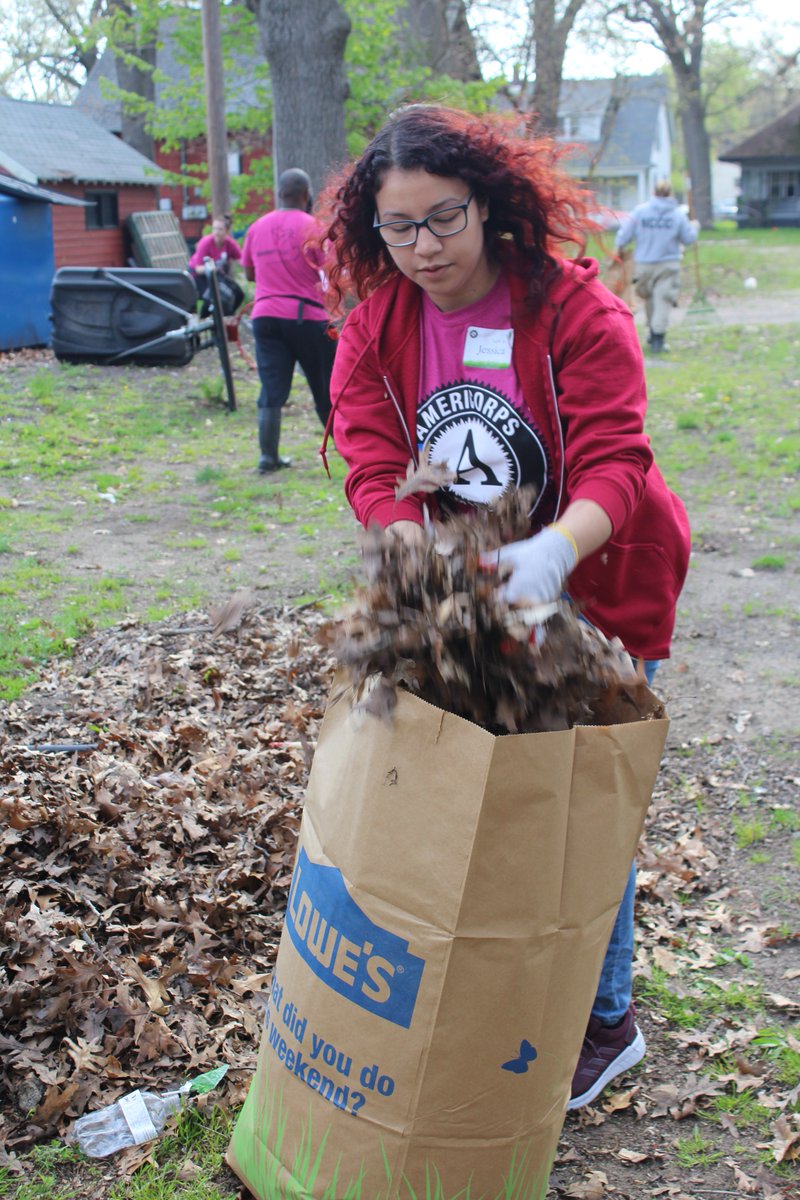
[316,104,596,314]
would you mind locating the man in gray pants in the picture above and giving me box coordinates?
[615,182,699,353]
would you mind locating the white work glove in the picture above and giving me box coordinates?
[482,524,579,605]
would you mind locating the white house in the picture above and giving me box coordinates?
[554,75,673,214]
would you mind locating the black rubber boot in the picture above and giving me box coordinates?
[649,332,665,354]
[258,407,291,473]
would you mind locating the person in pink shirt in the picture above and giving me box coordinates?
[241,169,337,473]
[188,215,244,314]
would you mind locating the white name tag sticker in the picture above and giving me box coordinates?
[463,326,514,369]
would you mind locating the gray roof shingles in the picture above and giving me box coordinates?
[0,174,90,204]
[719,104,800,162]
[0,96,161,186]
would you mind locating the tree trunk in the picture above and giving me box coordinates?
[603,2,717,227]
[255,0,351,196]
[671,60,713,227]
[111,2,156,161]
[398,0,482,81]
[530,0,587,134]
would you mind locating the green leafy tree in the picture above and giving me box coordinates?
[344,0,498,157]
[6,0,498,216]
[92,2,272,210]
[702,37,800,150]
[0,0,107,99]
[99,0,497,213]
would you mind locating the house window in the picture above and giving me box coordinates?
[767,170,799,200]
[557,113,602,141]
[85,190,119,229]
[588,177,634,210]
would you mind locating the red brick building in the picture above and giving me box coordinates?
[74,21,273,248]
[0,96,161,269]
[152,132,272,247]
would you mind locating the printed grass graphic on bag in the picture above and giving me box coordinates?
[231,1063,362,1199]
[227,683,668,1199]
[231,1056,554,1200]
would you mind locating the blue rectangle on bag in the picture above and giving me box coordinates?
[285,848,425,1028]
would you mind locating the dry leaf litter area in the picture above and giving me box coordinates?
[552,740,800,1199]
[1,596,335,1157]
[1,464,797,1193]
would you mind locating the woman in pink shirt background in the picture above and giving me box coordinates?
[188,215,244,314]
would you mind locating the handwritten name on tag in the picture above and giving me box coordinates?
[463,326,514,369]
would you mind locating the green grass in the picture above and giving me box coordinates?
[752,554,786,570]
[691,226,800,295]
[673,1129,724,1167]
[636,961,768,1028]
[0,1107,240,1200]
[3,231,796,701]
[637,962,800,1176]
[733,815,768,848]
[0,358,350,699]
[0,558,135,700]
[643,324,800,513]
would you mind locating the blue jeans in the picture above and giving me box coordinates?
[591,658,659,1025]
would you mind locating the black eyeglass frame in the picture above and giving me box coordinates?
[372,190,475,247]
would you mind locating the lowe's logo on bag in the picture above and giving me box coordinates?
[286,848,424,1028]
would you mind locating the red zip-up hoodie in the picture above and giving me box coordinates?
[329,256,690,660]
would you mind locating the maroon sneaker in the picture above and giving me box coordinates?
[567,1004,645,1111]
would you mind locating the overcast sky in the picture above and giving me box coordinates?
[473,1,800,79]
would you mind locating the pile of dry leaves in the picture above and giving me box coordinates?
[0,593,335,1157]
[324,463,643,733]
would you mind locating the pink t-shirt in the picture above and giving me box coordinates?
[241,208,328,322]
[417,273,556,522]
[188,234,241,272]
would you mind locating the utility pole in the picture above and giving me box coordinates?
[201,0,230,218]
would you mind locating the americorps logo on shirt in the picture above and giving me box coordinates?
[285,848,425,1028]
[417,382,548,509]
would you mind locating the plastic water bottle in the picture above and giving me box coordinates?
[73,1087,184,1158]
[71,1066,228,1158]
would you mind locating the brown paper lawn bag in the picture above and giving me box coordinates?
[227,683,668,1199]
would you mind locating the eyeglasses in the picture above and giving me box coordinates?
[373,191,474,247]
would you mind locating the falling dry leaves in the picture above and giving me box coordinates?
[324,466,652,733]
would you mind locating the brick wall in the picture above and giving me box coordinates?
[155,131,273,244]
[48,182,160,268]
